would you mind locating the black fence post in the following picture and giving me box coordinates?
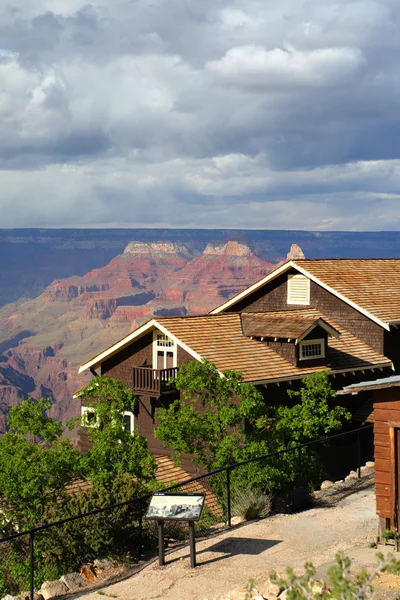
[226,468,232,527]
[138,500,143,562]
[357,430,361,479]
[29,531,34,600]
[297,446,302,487]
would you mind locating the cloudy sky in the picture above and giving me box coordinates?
[1,0,400,230]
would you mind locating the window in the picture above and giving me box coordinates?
[299,339,325,360]
[156,333,174,347]
[153,330,177,369]
[81,406,98,427]
[287,274,310,305]
[123,411,135,434]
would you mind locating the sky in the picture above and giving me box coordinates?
[1,0,400,230]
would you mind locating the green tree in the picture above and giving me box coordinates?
[155,360,267,469]
[0,381,158,594]
[0,397,82,532]
[275,371,351,443]
[77,375,157,488]
[155,363,351,494]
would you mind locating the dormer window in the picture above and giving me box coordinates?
[287,274,310,305]
[299,339,325,360]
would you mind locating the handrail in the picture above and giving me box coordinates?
[0,423,373,543]
[132,366,178,394]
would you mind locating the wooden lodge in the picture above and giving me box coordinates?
[77,258,400,490]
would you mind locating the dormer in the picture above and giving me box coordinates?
[241,311,340,367]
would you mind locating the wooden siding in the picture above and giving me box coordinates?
[102,332,154,386]
[373,387,400,525]
[266,341,296,365]
[227,268,385,355]
[310,282,384,355]
[227,270,295,313]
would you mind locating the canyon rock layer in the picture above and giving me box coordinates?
[0,240,278,429]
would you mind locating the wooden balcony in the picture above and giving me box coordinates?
[132,366,178,395]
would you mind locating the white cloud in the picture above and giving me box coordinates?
[206,45,365,88]
[0,0,399,229]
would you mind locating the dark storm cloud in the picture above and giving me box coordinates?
[0,0,400,229]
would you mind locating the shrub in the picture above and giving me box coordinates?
[270,551,400,599]
[232,488,272,521]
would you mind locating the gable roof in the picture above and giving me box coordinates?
[78,317,203,374]
[293,259,400,325]
[241,310,340,342]
[79,309,393,383]
[210,259,400,329]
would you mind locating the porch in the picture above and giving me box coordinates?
[132,366,178,395]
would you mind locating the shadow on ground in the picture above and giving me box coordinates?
[170,537,282,567]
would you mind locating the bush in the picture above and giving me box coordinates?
[232,488,272,521]
[270,551,400,599]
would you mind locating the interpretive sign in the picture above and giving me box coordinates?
[145,493,206,567]
[145,492,205,521]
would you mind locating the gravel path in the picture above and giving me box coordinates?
[77,484,379,600]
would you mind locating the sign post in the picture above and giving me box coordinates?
[145,493,206,568]
[188,521,196,568]
[157,520,165,566]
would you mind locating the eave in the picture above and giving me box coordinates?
[253,361,394,386]
[78,318,203,374]
[210,260,391,332]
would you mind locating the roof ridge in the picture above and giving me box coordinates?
[293,258,400,261]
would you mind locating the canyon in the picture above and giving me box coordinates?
[0,239,281,429]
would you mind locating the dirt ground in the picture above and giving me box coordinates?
[74,481,400,600]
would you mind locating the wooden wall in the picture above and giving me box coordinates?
[373,387,400,530]
[226,268,385,355]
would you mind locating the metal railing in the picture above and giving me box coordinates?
[0,424,373,599]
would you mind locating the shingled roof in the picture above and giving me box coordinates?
[153,310,391,383]
[291,259,400,324]
[211,258,400,327]
[241,310,340,342]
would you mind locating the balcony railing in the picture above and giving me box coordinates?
[132,366,178,395]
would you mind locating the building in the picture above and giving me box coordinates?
[340,375,400,538]
[77,258,400,478]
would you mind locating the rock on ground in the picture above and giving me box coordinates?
[60,572,85,592]
[39,581,68,600]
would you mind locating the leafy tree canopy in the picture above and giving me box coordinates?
[155,362,351,480]
[274,370,351,444]
[76,376,156,489]
[155,360,268,469]
[0,398,82,532]
[8,397,63,443]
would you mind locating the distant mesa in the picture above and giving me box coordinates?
[203,241,254,257]
[286,243,305,260]
[123,241,192,258]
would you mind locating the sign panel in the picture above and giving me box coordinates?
[145,493,205,521]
